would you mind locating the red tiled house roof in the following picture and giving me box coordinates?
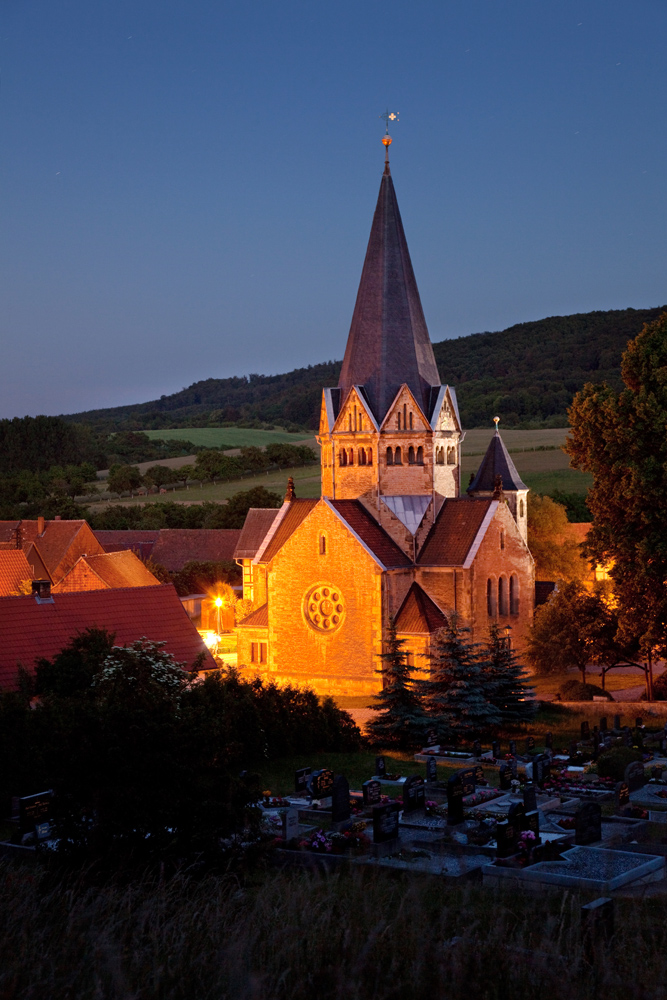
[0,519,105,584]
[395,582,448,634]
[53,551,160,593]
[94,529,242,571]
[0,550,35,596]
[259,500,319,562]
[237,603,269,628]
[94,530,160,563]
[233,509,281,559]
[328,499,412,568]
[0,584,215,690]
[417,498,494,567]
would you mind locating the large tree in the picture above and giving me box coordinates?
[367,617,425,750]
[527,494,587,582]
[566,311,667,655]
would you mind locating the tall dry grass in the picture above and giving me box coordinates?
[0,861,665,1000]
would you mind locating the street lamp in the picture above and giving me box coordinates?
[214,596,223,636]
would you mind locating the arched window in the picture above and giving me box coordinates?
[510,575,519,615]
[447,446,456,465]
[339,450,347,467]
[367,448,373,466]
[394,446,402,465]
[498,576,508,616]
[359,414,363,431]
[397,412,402,430]
[358,449,366,466]
[348,449,354,465]
[409,411,413,429]
[487,578,497,617]
[416,446,424,465]
[408,446,415,465]
[319,534,327,555]
[519,499,525,518]
[435,447,442,465]
[499,530,505,551]
[348,413,352,432]
[386,447,393,466]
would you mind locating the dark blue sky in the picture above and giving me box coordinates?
[1,1,665,418]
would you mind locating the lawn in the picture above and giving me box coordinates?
[143,427,313,448]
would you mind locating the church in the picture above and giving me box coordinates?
[234,131,534,696]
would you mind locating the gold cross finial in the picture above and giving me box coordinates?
[493,416,500,428]
[380,110,399,172]
[380,109,399,134]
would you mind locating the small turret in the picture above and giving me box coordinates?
[468,418,529,542]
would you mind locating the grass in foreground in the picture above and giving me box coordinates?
[2,862,666,999]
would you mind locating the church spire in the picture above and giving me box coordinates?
[337,126,440,424]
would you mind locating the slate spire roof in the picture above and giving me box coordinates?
[467,428,527,494]
[337,166,440,423]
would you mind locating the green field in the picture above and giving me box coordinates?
[144,427,313,448]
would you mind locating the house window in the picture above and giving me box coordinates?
[386,447,394,466]
[408,446,415,465]
[348,413,352,431]
[436,446,445,465]
[260,642,267,664]
[348,449,354,465]
[359,449,366,466]
[339,450,347,467]
[319,534,327,555]
[519,499,525,517]
[447,446,456,465]
[367,448,373,466]
[498,576,508,616]
[394,446,402,465]
[510,575,519,615]
[416,446,423,465]
[409,411,413,429]
[251,642,258,662]
[397,412,402,430]
[500,530,505,551]
[487,578,497,616]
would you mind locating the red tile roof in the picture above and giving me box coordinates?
[0,520,105,583]
[395,582,448,634]
[53,551,160,593]
[237,603,269,628]
[0,550,35,596]
[260,500,319,562]
[328,500,412,568]
[93,529,241,571]
[0,584,215,690]
[234,509,281,559]
[417,498,493,566]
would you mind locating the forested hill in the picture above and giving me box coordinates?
[66,306,666,431]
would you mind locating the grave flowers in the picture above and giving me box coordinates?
[425,799,446,817]
[261,795,291,809]
[517,829,537,864]
[299,829,332,853]
[329,824,371,854]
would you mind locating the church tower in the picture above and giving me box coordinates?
[318,126,462,519]
[468,418,529,543]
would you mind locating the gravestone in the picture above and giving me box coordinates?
[508,740,517,756]
[474,764,485,786]
[593,725,598,738]
[624,760,646,792]
[310,768,334,800]
[447,769,475,825]
[18,791,53,837]
[523,783,537,813]
[524,761,533,782]
[473,739,482,757]
[575,801,602,845]
[492,740,501,759]
[363,779,382,807]
[426,757,438,784]
[507,801,526,832]
[569,740,578,759]
[525,809,540,840]
[614,714,621,731]
[660,737,667,754]
[533,753,550,786]
[499,763,512,791]
[295,767,312,796]
[375,756,387,779]
[425,729,439,747]
[282,807,300,841]
[402,775,425,813]
[545,732,553,750]
[526,736,535,753]
[614,781,630,814]
[331,775,350,824]
[509,758,518,777]
[600,716,608,732]
[623,726,632,747]
[581,721,590,740]
[495,819,517,859]
[372,801,400,844]
[652,765,664,781]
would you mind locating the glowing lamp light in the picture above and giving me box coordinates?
[214,597,223,608]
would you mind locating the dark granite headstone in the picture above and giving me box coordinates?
[526,736,535,753]
[624,760,645,792]
[425,757,438,784]
[331,775,350,824]
[495,819,517,859]
[575,801,602,845]
[18,791,53,837]
[492,740,501,758]
[375,756,387,779]
[372,802,400,843]
[474,764,485,785]
[600,716,608,732]
[310,768,334,800]
[525,809,540,840]
[569,740,579,760]
[402,775,425,813]
[295,767,312,796]
[447,771,467,825]
[507,801,526,832]
[581,721,590,740]
[499,763,512,791]
[652,765,664,781]
[614,781,630,814]
[545,732,553,750]
[473,739,482,757]
[363,779,382,807]
[508,740,517,756]
[425,729,439,747]
[614,714,621,731]
[523,783,537,813]
[533,753,550,786]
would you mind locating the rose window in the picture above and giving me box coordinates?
[304,584,345,633]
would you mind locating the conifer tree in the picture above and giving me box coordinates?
[367,616,425,750]
[485,622,536,726]
[418,616,500,741]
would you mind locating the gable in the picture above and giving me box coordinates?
[395,582,448,634]
[380,383,430,433]
[431,385,462,433]
[331,385,380,435]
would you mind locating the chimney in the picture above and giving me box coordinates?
[37,515,45,535]
[54,515,62,521]
[32,580,53,603]
[284,477,296,503]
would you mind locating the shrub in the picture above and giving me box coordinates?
[597,745,642,781]
[644,672,667,701]
[558,679,613,701]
